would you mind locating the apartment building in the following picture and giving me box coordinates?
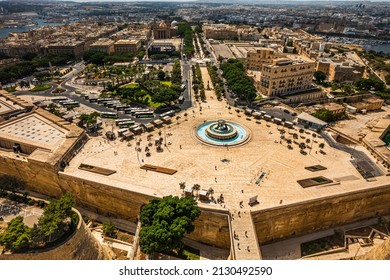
[114,39,142,54]
[259,56,316,97]
[90,39,115,54]
[246,48,281,71]
[46,41,85,57]
[203,24,238,40]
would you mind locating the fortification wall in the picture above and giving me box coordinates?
[0,209,107,260]
[0,155,63,197]
[252,184,390,245]
[2,154,390,252]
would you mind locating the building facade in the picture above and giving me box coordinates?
[152,20,177,40]
[89,39,115,54]
[246,48,279,71]
[259,57,316,97]
[113,39,142,54]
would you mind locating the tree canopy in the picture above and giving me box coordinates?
[139,196,200,255]
[151,87,180,105]
[220,59,257,104]
[37,193,74,241]
[314,71,327,83]
[355,78,385,91]
[0,216,31,252]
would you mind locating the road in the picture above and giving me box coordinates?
[179,59,193,110]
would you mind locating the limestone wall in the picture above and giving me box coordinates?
[188,209,230,249]
[252,184,390,245]
[0,155,63,197]
[2,153,390,252]
[0,209,107,260]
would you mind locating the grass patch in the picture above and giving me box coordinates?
[148,94,165,108]
[4,86,16,93]
[169,246,200,260]
[30,84,51,92]
[122,83,139,89]
[180,246,200,260]
[161,81,172,87]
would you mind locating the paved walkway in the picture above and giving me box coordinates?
[230,210,262,259]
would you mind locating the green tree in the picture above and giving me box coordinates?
[152,88,179,105]
[314,71,326,83]
[37,193,74,242]
[0,175,26,194]
[102,222,117,238]
[0,216,31,252]
[385,74,390,86]
[139,196,200,255]
[157,70,166,81]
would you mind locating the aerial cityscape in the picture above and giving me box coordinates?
[0,0,389,261]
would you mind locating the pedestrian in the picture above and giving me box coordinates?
[215,165,217,170]
[180,145,182,149]
[215,177,217,183]
[245,231,248,238]
[241,189,244,193]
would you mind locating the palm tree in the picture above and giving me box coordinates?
[192,184,201,196]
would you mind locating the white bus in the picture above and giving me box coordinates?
[101,112,118,119]
[135,112,154,119]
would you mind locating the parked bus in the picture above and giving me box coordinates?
[160,110,175,118]
[135,112,154,119]
[101,112,118,119]
[115,118,133,126]
[97,98,113,104]
[126,108,150,116]
[89,97,98,103]
[106,101,120,108]
[118,121,136,128]
[52,97,68,103]
[116,105,131,111]
[61,101,80,107]
[124,107,142,114]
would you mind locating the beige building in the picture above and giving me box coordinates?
[113,39,142,54]
[89,39,115,54]
[328,62,364,83]
[203,24,238,40]
[47,41,85,57]
[152,20,177,40]
[316,53,365,83]
[258,56,316,97]
[246,48,281,71]
[349,96,384,112]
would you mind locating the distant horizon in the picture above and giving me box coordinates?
[3,0,390,3]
